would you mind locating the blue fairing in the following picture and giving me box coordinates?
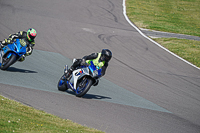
[11,39,26,56]
[2,39,26,57]
[58,61,102,97]
[88,61,96,73]
[0,39,27,65]
[88,61,102,77]
[0,39,27,70]
[65,61,101,91]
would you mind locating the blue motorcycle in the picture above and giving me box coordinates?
[0,39,27,70]
[58,60,101,97]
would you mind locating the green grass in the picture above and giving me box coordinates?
[0,95,104,133]
[153,38,200,67]
[126,0,200,68]
[1,0,200,132]
[126,0,200,37]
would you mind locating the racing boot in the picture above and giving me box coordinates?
[64,67,73,80]
[18,55,25,62]
[64,65,68,73]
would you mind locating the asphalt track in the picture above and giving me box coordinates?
[0,0,200,133]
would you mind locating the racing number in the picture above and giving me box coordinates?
[19,39,27,47]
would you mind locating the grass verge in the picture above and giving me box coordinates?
[126,0,200,37]
[0,95,104,133]
[126,0,200,68]
[152,38,200,67]
[1,1,200,132]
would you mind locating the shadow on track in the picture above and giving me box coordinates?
[82,93,111,99]
[5,67,37,73]
[65,90,111,99]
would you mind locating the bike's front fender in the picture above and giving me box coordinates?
[6,52,17,59]
[0,53,17,70]
[1,44,19,58]
[0,50,17,64]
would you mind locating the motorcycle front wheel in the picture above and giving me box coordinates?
[76,77,93,97]
[57,75,68,91]
[1,54,17,70]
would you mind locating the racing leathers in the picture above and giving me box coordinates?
[0,31,35,61]
[65,52,108,80]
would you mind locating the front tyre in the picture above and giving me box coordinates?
[1,54,17,70]
[76,77,93,97]
[57,75,68,91]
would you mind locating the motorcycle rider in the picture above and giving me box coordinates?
[64,49,112,81]
[0,28,37,62]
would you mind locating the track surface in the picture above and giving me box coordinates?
[0,0,200,133]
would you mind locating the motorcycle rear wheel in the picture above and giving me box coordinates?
[1,54,17,70]
[76,77,93,97]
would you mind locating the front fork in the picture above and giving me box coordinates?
[1,52,16,65]
[78,77,87,88]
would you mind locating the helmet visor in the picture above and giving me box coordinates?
[28,32,36,41]
[101,54,110,62]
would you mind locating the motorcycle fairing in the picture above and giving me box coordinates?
[0,39,27,64]
[68,67,89,91]
[67,62,99,91]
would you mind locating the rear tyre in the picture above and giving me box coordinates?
[57,75,68,91]
[1,54,17,70]
[76,77,93,97]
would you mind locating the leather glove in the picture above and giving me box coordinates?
[1,40,6,45]
[2,39,12,44]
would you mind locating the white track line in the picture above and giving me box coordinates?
[122,0,200,70]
